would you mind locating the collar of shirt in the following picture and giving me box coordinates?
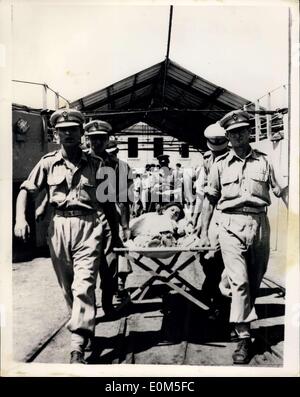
[52,149,88,168]
[87,148,117,167]
[227,147,260,164]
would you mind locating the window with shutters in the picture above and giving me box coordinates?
[153,137,163,158]
[180,143,189,158]
[128,137,138,158]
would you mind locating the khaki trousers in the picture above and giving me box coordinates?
[218,212,270,323]
[48,212,104,335]
[98,211,118,312]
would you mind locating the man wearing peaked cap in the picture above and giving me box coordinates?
[157,154,169,161]
[14,109,113,364]
[148,153,175,212]
[50,108,85,128]
[84,120,125,314]
[84,121,134,310]
[200,108,288,364]
[106,140,118,154]
[103,137,134,303]
[84,120,112,136]
[194,122,229,319]
[204,122,228,152]
[219,109,251,132]
[157,154,170,167]
[84,120,111,156]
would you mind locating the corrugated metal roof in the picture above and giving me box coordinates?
[70,59,255,149]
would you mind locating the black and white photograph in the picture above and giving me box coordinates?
[0,0,299,377]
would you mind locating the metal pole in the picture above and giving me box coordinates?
[162,5,173,107]
[287,9,291,199]
[282,85,288,135]
[42,84,48,110]
[55,92,59,110]
[267,93,271,139]
[255,100,260,142]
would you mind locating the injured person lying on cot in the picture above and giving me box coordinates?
[125,202,201,248]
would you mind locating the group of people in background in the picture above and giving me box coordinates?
[14,107,288,365]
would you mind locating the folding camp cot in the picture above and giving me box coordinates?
[114,246,218,311]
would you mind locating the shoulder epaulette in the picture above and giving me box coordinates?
[215,151,230,162]
[43,150,59,159]
[203,151,212,158]
[88,152,100,160]
[253,148,267,156]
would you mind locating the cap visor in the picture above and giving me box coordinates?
[85,131,108,136]
[204,132,226,139]
[226,122,250,131]
[207,140,228,151]
[106,148,118,153]
[55,121,80,128]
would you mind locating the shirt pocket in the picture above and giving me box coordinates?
[79,175,97,203]
[47,174,67,204]
[248,171,269,199]
[220,171,240,199]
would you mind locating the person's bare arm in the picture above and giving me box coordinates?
[269,162,288,208]
[35,190,49,221]
[199,196,216,247]
[14,189,30,241]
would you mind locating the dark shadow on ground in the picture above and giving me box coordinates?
[88,287,285,364]
[257,287,285,298]
[252,324,284,357]
[255,303,285,320]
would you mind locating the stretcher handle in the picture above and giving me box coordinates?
[113,246,219,253]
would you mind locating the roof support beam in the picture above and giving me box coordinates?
[166,76,233,113]
[173,74,197,106]
[82,75,160,110]
[166,75,209,101]
[161,5,173,107]
[129,75,138,108]
[79,98,85,110]
[201,86,225,117]
[106,86,115,110]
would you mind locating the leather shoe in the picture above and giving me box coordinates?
[103,306,119,320]
[230,328,240,342]
[70,350,87,364]
[232,338,252,364]
[208,308,221,321]
[85,337,94,352]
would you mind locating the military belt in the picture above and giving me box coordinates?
[222,206,267,215]
[54,209,96,217]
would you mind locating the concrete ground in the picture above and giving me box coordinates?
[12,248,285,365]
[12,256,68,362]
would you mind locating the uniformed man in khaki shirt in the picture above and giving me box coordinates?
[200,109,288,364]
[194,122,229,319]
[14,109,107,364]
[85,122,133,308]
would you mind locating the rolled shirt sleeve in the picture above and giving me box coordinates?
[194,166,206,196]
[268,161,288,198]
[20,158,48,193]
[204,161,221,202]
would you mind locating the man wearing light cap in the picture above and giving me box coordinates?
[104,138,134,300]
[200,109,288,364]
[157,154,170,168]
[14,108,108,364]
[84,119,112,154]
[194,122,229,223]
[84,120,121,316]
[149,154,176,212]
[194,122,229,320]
[85,121,133,304]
